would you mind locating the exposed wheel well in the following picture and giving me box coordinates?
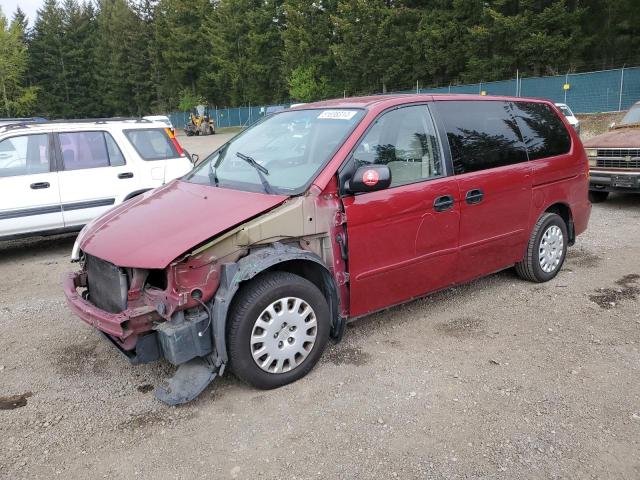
[266,259,336,304]
[544,202,575,245]
[264,259,341,332]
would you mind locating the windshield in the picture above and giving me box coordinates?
[621,103,640,125]
[185,108,364,194]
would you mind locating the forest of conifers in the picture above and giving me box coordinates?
[1,0,639,118]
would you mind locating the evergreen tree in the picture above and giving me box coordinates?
[283,0,338,101]
[29,0,67,117]
[203,0,287,106]
[0,7,37,116]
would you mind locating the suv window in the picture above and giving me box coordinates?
[125,128,178,160]
[59,131,126,170]
[353,105,442,187]
[0,134,50,178]
[435,100,528,174]
[511,102,572,160]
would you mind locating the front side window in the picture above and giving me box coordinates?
[185,108,365,194]
[125,128,179,160]
[59,131,125,170]
[352,105,442,187]
[511,102,572,161]
[0,134,50,178]
[435,100,528,174]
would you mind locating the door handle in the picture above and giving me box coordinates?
[465,189,484,204]
[118,172,134,179]
[30,182,50,189]
[433,195,454,212]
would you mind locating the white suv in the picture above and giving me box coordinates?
[0,119,192,240]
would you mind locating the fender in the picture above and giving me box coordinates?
[208,242,342,371]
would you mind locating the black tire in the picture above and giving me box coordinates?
[227,271,330,389]
[589,190,609,203]
[515,212,568,283]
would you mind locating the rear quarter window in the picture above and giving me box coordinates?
[125,128,178,160]
[511,102,572,160]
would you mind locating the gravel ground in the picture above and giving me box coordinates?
[2,125,640,480]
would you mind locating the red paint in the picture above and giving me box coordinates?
[78,180,287,268]
[65,93,591,351]
[343,176,460,317]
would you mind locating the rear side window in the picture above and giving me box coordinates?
[434,100,528,174]
[0,134,50,178]
[511,102,572,160]
[59,131,126,170]
[125,128,178,160]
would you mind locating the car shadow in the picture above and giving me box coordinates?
[0,233,77,265]
[599,192,640,209]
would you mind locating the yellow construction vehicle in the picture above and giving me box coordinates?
[184,104,215,136]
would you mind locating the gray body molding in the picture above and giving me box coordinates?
[209,242,340,371]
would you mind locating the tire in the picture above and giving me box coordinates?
[589,190,609,203]
[227,271,330,389]
[515,212,568,283]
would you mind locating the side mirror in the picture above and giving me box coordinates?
[348,165,392,193]
[190,153,199,165]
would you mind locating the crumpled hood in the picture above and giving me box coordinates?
[78,180,288,268]
[583,128,640,148]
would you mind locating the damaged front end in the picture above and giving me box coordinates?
[63,252,224,404]
[63,183,348,405]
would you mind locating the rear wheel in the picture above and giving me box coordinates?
[227,271,330,389]
[589,191,609,203]
[515,212,568,283]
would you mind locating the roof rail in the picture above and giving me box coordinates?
[39,117,152,124]
[0,117,152,133]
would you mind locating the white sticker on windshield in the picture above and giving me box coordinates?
[317,110,357,120]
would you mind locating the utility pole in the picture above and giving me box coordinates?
[618,65,625,112]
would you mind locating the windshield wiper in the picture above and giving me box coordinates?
[235,151,273,194]
[208,159,219,187]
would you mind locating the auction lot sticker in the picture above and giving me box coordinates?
[317,110,357,120]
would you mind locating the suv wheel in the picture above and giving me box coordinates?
[227,271,330,389]
[515,212,568,283]
[589,191,609,203]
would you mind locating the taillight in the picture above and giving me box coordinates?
[165,127,185,157]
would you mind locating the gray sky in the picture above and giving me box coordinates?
[1,0,43,24]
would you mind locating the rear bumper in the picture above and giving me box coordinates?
[63,271,158,348]
[590,170,640,193]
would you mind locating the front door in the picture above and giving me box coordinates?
[342,104,460,318]
[432,100,532,283]
[55,130,137,228]
[0,133,63,238]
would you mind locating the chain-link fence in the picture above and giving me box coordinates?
[170,66,640,130]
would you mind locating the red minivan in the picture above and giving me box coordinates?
[63,95,591,404]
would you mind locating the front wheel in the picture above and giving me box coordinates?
[227,271,330,389]
[515,212,568,282]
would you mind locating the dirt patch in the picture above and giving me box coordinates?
[589,274,640,309]
[324,345,371,366]
[118,409,195,431]
[137,384,154,394]
[566,248,602,269]
[437,316,485,337]
[52,339,107,376]
[0,392,33,410]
